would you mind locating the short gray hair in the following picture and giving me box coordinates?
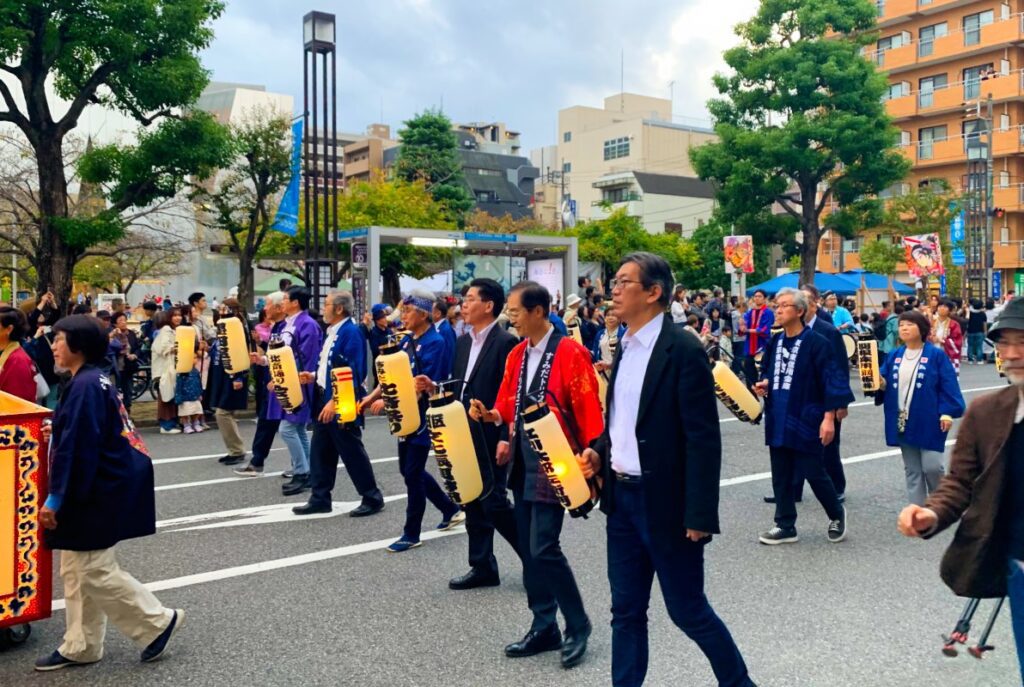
[265,290,285,306]
[775,287,808,316]
[328,290,354,317]
[619,251,674,307]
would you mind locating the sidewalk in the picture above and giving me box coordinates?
[128,400,257,428]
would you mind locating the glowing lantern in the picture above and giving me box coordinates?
[857,337,881,393]
[712,361,762,424]
[426,391,483,504]
[174,325,196,373]
[521,401,593,517]
[331,366,358,424]
[567,320,583,345]
[267,337,304,413]
[217,317,250,375]
[0,392,52,636]
[374,341,420,437]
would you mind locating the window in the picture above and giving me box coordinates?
[901,130,912,146]
[875,32,910,66]
[603,137,630,161]
[562,161,571,173]
[474,190,497,203]
[464,167,502,177]
[876,0,884,17]
[884,81,910,101]
[964,63,994,100]
[918,125,946,160]
[918,22,947,57]
[563,131,572,143]
[963,119,988,159]
[963,11,994,46]
[664,222,682,235]
[918,74,946,108]
[1000,170,1011,188]
[1001,113,1011,131]
[601,187,635,203]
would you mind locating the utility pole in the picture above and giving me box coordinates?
[985,94,994,299]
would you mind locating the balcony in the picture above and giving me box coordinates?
[868,14,1024,73]
[915,137,965,166]
[885,92,917,120]
[993,183,1024,211]
[993,242,1024,269]
[993,126,1024,156]
[876,0,918,26]
[887,71,1024,122]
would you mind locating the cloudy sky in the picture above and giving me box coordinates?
[199,0,760,152]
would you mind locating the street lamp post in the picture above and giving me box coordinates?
[302,11,339,311]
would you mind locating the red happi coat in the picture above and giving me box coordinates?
[494,335,605,504]
[933,317,963,374]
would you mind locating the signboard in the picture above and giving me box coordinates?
[1015,270,1024,298]
[353,274,366,319]
[464,232,518,243]
[950,211,966,266]
[527,258,565,305]
[903,233,945,277]
[723,235,755,274]
[337,228,369,240]
[352,243,367,267]
[939,275,947,295]
[993,271,1002,300]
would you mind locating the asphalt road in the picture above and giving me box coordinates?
[0,364,1017,686]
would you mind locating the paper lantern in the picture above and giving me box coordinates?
[174,325,196,373]
[567,320,583,345]
[596,366,609,413]
[521,402,593,517]
[843,334,858,363]
[426,391,483,504]
[217,317,250,375]
[374,341,420,437]
[712,361,762,424]
[996,351,1005,377]
[331,366,358,424]
[857,338,881,392]
[267,338,304,413]
[0,392,52,633]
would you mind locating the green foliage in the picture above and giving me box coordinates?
[569,209,700,282]
[880,181,962,240]
[394,110,474,223]
[79,111,233,211]
[675,221,773,290]
[51,215,124,251]
[858,238,904,277]
[689,0,911,285]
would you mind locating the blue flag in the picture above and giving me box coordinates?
[271,119,303,236]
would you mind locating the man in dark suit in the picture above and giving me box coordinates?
[418,278,523,589]
[433,298,458,368]
[580,253,754,687]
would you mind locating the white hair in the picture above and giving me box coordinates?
[265,291,285,306]
[775,287,808,315]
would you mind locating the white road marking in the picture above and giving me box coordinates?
[50,434,963,609]
[152,448,286,466]
[158,495,408,533]
[154,456,400,492]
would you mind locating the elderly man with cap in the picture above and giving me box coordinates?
[363,304,392,389]
[899,296,1024,683]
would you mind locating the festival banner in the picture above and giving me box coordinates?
[723,235,755,274]
[270,118,304,236]
[903,233,945,278]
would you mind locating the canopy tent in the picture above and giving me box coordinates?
[746,271,913,298]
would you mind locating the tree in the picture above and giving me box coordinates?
[394,110,473,224]
[690,0,911,288]
[858,238,904,277]
[465,208,554,234]
[570,208,700,284]
[0,0,230,309]
[256,175,456,305]
[199,109,292,309]
[676,220,773,291]
[74,233,191,295]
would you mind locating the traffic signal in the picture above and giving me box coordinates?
[989,207,1005,218]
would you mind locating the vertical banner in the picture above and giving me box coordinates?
[723,235,755,274]
[950,211,966,267]
[903,233,945,278]
[270,119,304,236]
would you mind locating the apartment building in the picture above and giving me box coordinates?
[557,93,718,221]
[821,1,1024,292]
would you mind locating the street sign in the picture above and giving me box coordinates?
[337,228,368,240]
[993,271,1002,300]
[939,275,947,295]
[352,243,367,267]
[950,211,966,266]
[353,274,366,319]
[464,232,518,243]
[1015,271,1024,297]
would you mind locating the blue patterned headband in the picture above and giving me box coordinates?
[402,294,434,313]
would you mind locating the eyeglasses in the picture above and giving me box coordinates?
[610,278,643,290]
[775,303,798,311]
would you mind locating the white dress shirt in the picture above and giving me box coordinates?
[609,313,664,475]
[464,320,498,382]
[316,319,347,389]
[493,324,554,426]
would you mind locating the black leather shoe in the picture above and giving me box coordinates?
[763,494,801,504]
[560,622,591,669]
[292,502,332,515]
[350,502,385,518]
[504,626,562,658]
[281,475,310,496]
[219,454,245,466]
[449,569,500,590]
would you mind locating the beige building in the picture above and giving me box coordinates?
[557,93,718,222]
[590,171,716,236]
[341,124,400,187]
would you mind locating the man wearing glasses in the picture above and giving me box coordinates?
[899,296,1024,683]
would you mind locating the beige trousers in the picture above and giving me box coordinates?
[58,548,173,662]
[216,408,245,456]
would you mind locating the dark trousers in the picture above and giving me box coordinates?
[794,420,846,498]
[769,446,843,530]
[465,462,520,577]
[513,488,588,635]
[117,366,134,411]
[249,417,281,468]
[730,342,746,379]
[398,441,458,542]
[742,353,760,389]
[608,482,753,687]
[309,399,383,508]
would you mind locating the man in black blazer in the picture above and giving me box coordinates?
[416,278,522,589]
[580,253,754,687]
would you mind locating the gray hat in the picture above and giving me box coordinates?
[989,296,1024,341]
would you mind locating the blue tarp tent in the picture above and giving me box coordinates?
[746,270,914,297]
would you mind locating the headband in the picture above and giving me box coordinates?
[402,294,434,314]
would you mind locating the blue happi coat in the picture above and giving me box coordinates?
[878,343,965,452]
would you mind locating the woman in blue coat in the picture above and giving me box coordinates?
[35,315,183,671]
[876,310,966,506]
